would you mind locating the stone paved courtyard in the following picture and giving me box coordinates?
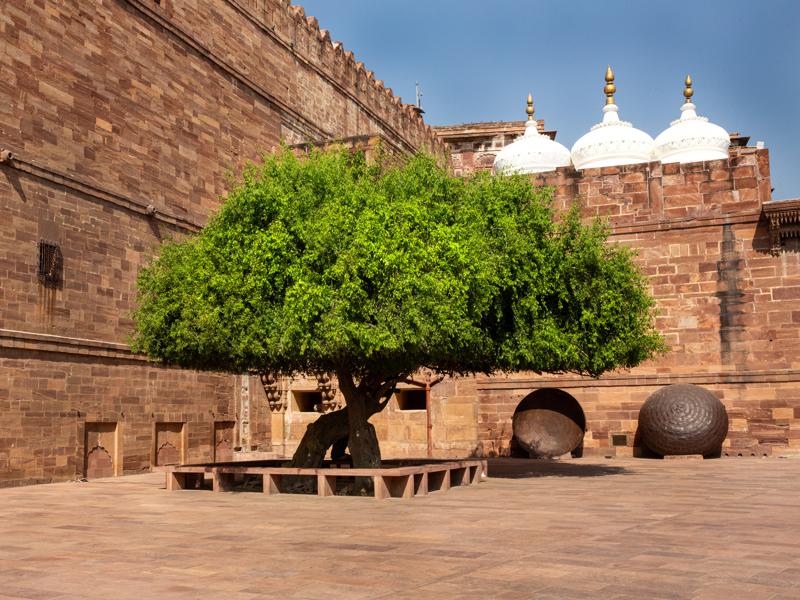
[1,458,799,599]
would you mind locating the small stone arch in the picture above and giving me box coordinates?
[156,442,180,466]
[512,388,586,458]
[86,445,114,479]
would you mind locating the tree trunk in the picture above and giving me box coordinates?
[288,369,390,470]
[288,407,349,468]
[338,369,384,469]
[345,392,382,469]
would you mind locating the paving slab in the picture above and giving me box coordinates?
[0,458,799,599]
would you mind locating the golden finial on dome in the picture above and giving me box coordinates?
[683,74,694,103]
[604,65,616,105]
[526,93,534,121]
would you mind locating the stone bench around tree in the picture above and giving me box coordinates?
[165,459,488,500]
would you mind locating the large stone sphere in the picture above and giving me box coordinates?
[638,384,728,457]
[512,389,585,458]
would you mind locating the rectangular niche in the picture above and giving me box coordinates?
[214,421,235,462]
[154,422,186,466]
[395,389,426,411]
[292,390,322,413]
[84,422,119,479]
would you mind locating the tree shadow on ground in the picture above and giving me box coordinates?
[488,458,627,479]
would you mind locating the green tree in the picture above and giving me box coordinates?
[132,147,664,469]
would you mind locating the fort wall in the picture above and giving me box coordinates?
[2,0,798,485]
[459,149,800,458]
[0,0,440,486]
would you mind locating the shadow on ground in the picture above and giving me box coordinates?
[488,457,627,479]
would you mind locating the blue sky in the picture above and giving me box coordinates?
[299,0,800,198]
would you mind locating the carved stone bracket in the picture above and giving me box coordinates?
[763,198,800,256]
[316,372,340,413]
[258,372,286,412]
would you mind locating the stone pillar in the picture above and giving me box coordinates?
[261,372,288,457]
[238,374,251,451]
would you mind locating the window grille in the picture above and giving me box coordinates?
[37,240,63,287]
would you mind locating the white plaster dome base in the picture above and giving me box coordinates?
[570,104,655,170]
[493,120,572,175]
[654,102,730,164]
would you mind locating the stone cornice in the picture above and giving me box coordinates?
[0,328,145,362]
[0,153,201,233]
[608,210,762,237]
[763,198,800,255]
[476,368,800,390]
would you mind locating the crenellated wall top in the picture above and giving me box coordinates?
[231,0,444,155]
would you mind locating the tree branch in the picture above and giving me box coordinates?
[335,365,358,400]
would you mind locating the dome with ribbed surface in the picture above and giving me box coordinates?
[493,94,571,175]
[654,75,730,164]
[570,66,655,170]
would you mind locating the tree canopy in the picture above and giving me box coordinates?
[132,146,664,467]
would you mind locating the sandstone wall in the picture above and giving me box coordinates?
[0,0,441,485]
[474,148,800,458]
[273,375,480,460]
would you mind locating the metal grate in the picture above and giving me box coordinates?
[611,434,628,447]
[37,240,63,287]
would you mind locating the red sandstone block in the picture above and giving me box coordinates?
[662,173,686,186]
[757,149,771,178]
[662,162,681,175]
[685,172,709,183]
[710,169,731,181]
[697,262,717,273]
[665,193,702,207]
[620,172,646,183]
[750,266,778,278]
[623,182,647,193]
[732,166,755,178]
[704,190,735,205]
[734,177,757,190]
[773,287,800,300]
[699,180,733,193]
[735,189,759,204]
[680,161,708,173]
[627,192,649,205]
[758,179,772,203]
[669,274,691,285]
[705,158,729,170]
[663,183,699,195]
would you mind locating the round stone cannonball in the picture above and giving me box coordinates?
[512,389,585,459]
[638,384,728,457]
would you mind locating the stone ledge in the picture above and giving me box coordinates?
[166,458,487,500]
[477,368,800,390]
[663,454,704,461]
[0,155,201,233]
[0,328,147,362]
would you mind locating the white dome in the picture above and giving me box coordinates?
[570,103,655,170]
[654,91,730,164]
[493,119,572,174]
